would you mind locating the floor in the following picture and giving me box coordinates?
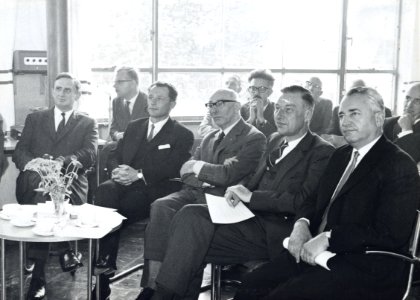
[0,221,235,300]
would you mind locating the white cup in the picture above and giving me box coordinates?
[35,218,55,233]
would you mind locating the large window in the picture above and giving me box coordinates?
[76,0,406,119]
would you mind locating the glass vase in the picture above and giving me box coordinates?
[50,190,68,225]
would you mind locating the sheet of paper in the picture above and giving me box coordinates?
[205,193,255,224]
[283,237,336,271]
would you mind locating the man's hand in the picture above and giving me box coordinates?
[180,160,197,176]
[288,220,312,263]
[225,185,252,207]
[300,232,330,266]
[398,114,414,132]
[111,164,139,186]
[223,156,238,166]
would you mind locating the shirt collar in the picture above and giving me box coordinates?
[352,135,381,166]
[148,116,170,133]
[54,107,74,119]
[222,118,241,136]
[126,92,139,104]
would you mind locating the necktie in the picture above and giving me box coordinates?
[266,141,289,170]
[318,150,360,233]
[147,123,155,142]
[213,131,225,152]
[56,112,66,136]
[125,100,131,116]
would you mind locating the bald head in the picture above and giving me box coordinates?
[305,77,323,99]
[207,88,241,130]
[404,83,420,121]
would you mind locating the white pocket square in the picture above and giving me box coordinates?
[158,144,171,150]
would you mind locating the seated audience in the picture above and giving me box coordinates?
[13,73,98,300]
[240,69,277,137]
[305,77,333,135]
[383,82,420,163]
[136,88,266,299]
[93,81,194,299]
[233,86,420,300]
[198,74,242,137]
[137,85,335,300]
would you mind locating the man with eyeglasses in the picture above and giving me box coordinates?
[241,69,277,137]
[136,88,266,300]
[92,81,194,299]
[383,82,420,163]
[13,72,98,300]
[233,86,419,300]
[305,77,333,135]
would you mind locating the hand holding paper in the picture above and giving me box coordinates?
[206,193,254,224]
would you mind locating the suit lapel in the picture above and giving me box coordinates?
[126,119,148,163]
[132,92,148,119]
[43,108,56,140]
[147,118,174,147]
[214,119,245,159]
[55,111,78,143]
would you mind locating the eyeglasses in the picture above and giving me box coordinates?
[305,81,321,89]
[204,100,238,108]
[114,79,133,85]
[248,86,270,94]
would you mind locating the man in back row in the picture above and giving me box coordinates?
[136,88,266,299]
[140,86,335,299]
[234,86,420,300]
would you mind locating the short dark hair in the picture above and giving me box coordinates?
[248,69,275,87]
[148,81,178,102]
[281,85,314,108]
[55,72,81,92]
[115,66,140,85]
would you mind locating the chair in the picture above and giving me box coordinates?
[366,210,420,300]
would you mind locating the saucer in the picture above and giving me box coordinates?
[32,227,55,236]
[0,212,11,220]
[74,219,98,228]
[10,218,36,227]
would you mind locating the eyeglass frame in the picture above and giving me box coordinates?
[113,79,134,85]
[247,86,271,94]
[305,81,321,89]
[204,99,239,109]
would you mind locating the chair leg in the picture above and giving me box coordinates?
[211,264,222,300]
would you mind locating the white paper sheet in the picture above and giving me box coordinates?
[205,193,255,224]
[283,237,336,271]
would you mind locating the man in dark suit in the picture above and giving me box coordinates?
[13,73,98,300]
[93,81,194,298]
[240,69,277,137]
[140,85,334,300]
[305,77,333,135]
[383,82,420,163]
[136,88,266,299]
[234,86,420,300]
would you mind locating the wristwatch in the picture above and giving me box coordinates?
[137,169,143,180]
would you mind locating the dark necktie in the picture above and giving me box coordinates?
[56,112,66,136]
[266,141,289,170]
[213,131,225,152]
[125,100,131,116]
[318,150,360,233]
[147,123,155,142]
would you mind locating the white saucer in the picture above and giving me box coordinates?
[0,212,11,220]
[32,227,55,236]
[10,218,36,227]
[74,219,98,228]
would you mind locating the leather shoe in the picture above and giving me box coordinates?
[59,249,83,272]
[92,274,112,300]
[94,255,116,275]
[135,287,155,300]
[26,277,46,300]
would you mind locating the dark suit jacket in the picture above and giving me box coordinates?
[108,117,194,190]
[310,98,333,135]
[246,132,335,259]
[13,108,98,204]
[383,116,420,162]
[182,118,266,196]
[109,91,149,141]
[298,136,420,280]
[0,127,8,180]
[240,101,277,137]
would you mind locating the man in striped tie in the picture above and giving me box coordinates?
[234,87,420,300]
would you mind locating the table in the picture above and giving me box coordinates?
[0,204,123,300]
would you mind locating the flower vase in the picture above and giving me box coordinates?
[50,191,67,225]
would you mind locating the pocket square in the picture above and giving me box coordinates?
[158,144,171,150]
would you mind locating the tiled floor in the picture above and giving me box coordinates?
[0,221,235,300]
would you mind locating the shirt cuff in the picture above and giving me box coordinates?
[296,218,310,226]
[193,160,206,175]
[398,130,413,138]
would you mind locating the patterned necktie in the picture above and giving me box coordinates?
[213,131,225,152]
[56,112,66,136]
[318,150,360,233]
[147,123,155,142]
[266,141,289,170]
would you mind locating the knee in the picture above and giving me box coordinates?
[173,205,210,226]
[95,180,118,207]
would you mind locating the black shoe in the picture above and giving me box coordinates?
[92,274,111,300]
[94,255,116,275]
[135,287,155,300]
[59,249,83,273]
[26,278,46,300]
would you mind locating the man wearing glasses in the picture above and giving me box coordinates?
[241,69,277,137]
[383,82,420,163]
[305,77,333,135]
[136,88,266,300]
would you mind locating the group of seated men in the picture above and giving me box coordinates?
[3,66,420,300]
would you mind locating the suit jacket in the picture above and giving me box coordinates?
[108,117,194,190]
[13,108,98,204]
[383,116,420,162]
[183,118,266,196]
[310,97,333,135]
[0,127,8,180]
[246,132,335,259]
[298,136,420,278]
[240,101,277,137]
[109,91,149,141]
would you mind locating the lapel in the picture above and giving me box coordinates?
[263,101,274,119]
[131,92,148,119]
[55,110,79,143]
[147,118,174,148]
[126,118,148,163]
[392,122,402,140]
[413,121,420,133]
[43,108,56,140]
[213,119,246,159]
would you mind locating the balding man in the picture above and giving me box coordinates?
[305,77,333,135]
[383,82,420,163]
[234,87,420,300]
[136,88,266,299]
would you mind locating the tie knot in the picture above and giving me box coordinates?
[61,112,65,118]
[353,150,359,161]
